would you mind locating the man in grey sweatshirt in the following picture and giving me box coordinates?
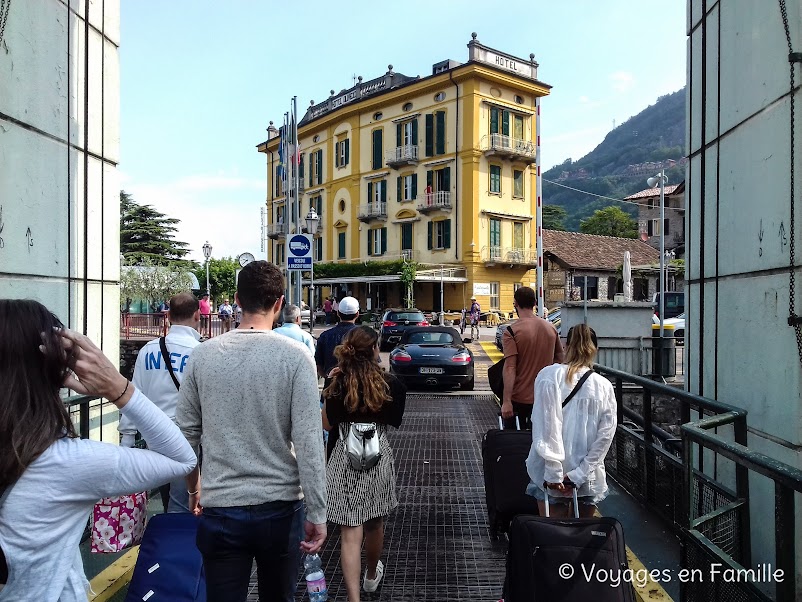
[177,261,326,602]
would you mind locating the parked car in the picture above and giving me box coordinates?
[379,308,429,351]
[653,292,684,319]
[652,312,685,342]
[389,326,474,391]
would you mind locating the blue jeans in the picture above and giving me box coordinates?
[196,500,304,602]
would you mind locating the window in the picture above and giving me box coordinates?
[490,107,527,141]
[573,276,599,300]
[425,111,446,156]
[275,205,285,224]
[310,195,323,220]
[513,114,524,140]
[367,180,387,205]
[426,167,450,193]
[513,169,524,198]
[274,164,283,196]
[434,92,446,102]
[513,222,524,249]
[367,227,387,256]
[373,112,383,120]
[335,137,350,167]
[489,218,501,257]
[397,173,418,202]
[315,237,323,261]
[647,218,670,236]
[308,149,323,186]
[427,219,451,250]
[515,95,525,104]
[490,282,500,310]
[337,231,346,259]
[396,119,418,149]
[490,165,501,194]
[276,241,285,265]
[403,102,413,111]
[372,129,383,169]
[401,223,413,250]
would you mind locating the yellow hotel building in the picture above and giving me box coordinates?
[258,35,551,316]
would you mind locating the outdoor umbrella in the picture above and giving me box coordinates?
[623,250,633,302]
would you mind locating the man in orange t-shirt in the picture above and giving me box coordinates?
[501,286,564,429]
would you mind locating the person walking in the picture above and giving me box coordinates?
[501,286,564,429]
[199,293,211,337]
[469,296,481,339]
[218,299,233,333]
[274,303,315,355]
[322,326,406,601]
[118,292,202,513]
[525,324,617,518]
[332,297,340,324]
[323,297,333,325]
[0,300,196,601]
[176,261,327,602]
[315,296,360,381]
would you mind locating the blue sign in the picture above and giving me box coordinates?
[286,234,312,270]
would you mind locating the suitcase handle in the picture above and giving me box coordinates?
[497,414,521,431]
[543,481,579,518]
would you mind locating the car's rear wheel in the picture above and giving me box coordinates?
[461,376,475,391]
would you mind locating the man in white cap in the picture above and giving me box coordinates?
[315,295,360,380]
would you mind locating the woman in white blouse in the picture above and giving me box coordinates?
[526,324,617,518]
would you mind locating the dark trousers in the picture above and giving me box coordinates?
[196,500,304,602]
[511,401,534,430]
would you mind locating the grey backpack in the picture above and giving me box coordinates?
[339,422,382,471]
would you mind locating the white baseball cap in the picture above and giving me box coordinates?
[338,296,360,315]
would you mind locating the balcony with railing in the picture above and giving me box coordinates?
[480,245,537,266]
[416,191,452,213]
[481,133,537,163]
[357,202,388,222]
[266,222,288,239]
[385,145,419,168]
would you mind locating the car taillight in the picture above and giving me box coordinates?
[391,351,412,362]
[383,321,397,327]
[451,351,472,363]
[419,320,429,327]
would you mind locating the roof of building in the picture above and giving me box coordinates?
[623,181,685,200]
[543,229,660,271]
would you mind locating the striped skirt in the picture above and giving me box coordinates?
[326,426,398,526]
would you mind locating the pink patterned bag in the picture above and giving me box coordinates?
[90,492,148,553]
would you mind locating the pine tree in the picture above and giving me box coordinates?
[120,191,190,265]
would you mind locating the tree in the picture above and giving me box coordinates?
[120,257,194,311]
[579,206,638,238]
[120,190,191,265]
[193,257,239,302]
[542,205,567,231]
[399,261,418,309]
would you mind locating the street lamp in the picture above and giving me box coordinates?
[305,208,320,334]
[202,241,212,296]
[647,172,668,337]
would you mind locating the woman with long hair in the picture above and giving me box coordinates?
[525,324,617,518]
[322,326,406,602]
[0,300,196,600]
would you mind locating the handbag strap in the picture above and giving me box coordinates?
[159,336,180,391]
[562,369,594,408]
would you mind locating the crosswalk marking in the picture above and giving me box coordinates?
[480,341,503,362]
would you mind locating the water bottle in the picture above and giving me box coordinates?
[304,554,328,601]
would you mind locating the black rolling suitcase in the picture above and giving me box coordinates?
[504,487,635,602]
[482,415,540,538]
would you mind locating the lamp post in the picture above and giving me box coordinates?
[647,172,667,337]
[202,241,212,297]
[305,208,320,334]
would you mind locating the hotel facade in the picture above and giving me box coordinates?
[258,35,551,315]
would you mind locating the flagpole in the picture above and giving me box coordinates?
[283,112,290,306]
[293,96,302,308]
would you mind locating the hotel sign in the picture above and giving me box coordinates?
[468,41,538,80]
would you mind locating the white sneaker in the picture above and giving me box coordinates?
[362,560,384,592]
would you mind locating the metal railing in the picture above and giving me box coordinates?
[416,191,451,212]
[386,145,418,164]
[482,133,537,160]
[121,312,236,340]
[595,337,685,377]
[480,245,537,265]
[357,202,387,220]
[266,222,288,238]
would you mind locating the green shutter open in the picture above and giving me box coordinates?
[490,107,499,134]
[380,180,387,203]
[308,154,313,187]
[381,227,387,254]
[316,151,323,184]
[367,229,373,256]
[444,220,451,249]
[344,138,350,164]
[372,129,382,169]
[338,232,346,258]
[368,182,373,203]
[435,111,446,155]
[426,170,433,190]
[502,110,510,136]
[334,142,339,167]
[412,119,418,146]
[299,154,305,179]
[412,173,418,199]
[396,123,402,148]
[443,167,451,192]
[427,221,433,249]
[425,114,434,156]
[397,176,402,201]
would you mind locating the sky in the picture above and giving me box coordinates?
[120,1,687,263]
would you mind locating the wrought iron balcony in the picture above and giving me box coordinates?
[266,222,288,239]
[386,145,419,168]
[482,134,537,163]
[416,191,452,213]
[357,202,388,222]
[481,246,537,266]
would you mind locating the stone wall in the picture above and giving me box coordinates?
[119,339,148,381]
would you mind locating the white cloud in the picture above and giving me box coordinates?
[610,71,636,94]
[579,95,591,104]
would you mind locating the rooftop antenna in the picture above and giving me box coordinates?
[352,73,358,86]
[612,119,616,129]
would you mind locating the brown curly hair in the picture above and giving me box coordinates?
[323,325,390,413]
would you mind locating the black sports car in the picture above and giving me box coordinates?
[388,326,474,391]
[379,308,429,351]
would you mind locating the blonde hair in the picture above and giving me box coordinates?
[564,325,597,384]
[323,325,390,413]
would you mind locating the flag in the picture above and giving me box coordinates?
[277,123,286,181]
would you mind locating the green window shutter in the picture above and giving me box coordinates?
[368,181,373,203]
[381,227,387,254]
[344,138,350,164]
[368,229,373,256]
[490,107,499,134]
[380,180,387,203]
[316,151,323,184]
[397,176,402,201]
[435,111,446,155]
[396,123,402,148]
[502,110,510,136]
[402,223,412,250]
[444,219,451,249]
[338,232,346,258]
[334,142,339,167]
[299,154,305,179]
[372,129,382,169]
[308,153,313,187]
[412,173,418,199]
[426,170,433,190]
[427,221,433,249]
[412,119,418,146]
[443,167,451,192]
[425,114,434,156]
